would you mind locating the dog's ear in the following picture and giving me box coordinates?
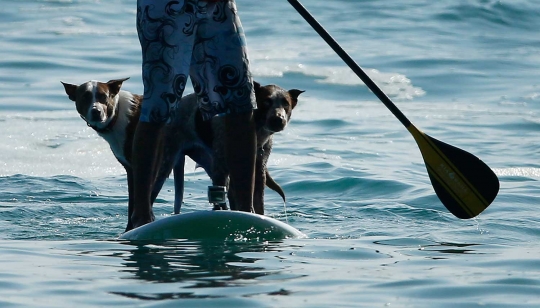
[288,89,305,109]
[107,77,130,96]
[61,82,78,102]
[253,81,261,92]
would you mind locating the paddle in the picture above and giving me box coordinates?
[287,0,499,218]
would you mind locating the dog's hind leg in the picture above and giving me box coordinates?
[150,162,174,213]
[151,176,166,203]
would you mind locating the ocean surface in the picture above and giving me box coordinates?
[1,0,540,306]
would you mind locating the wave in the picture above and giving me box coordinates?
[437,1,540,30]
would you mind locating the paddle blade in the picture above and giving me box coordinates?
[408,126,499,219]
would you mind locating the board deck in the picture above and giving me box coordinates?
[119,211,306,241]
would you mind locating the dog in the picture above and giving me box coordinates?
[197,82,304,215]
[230,83,303,214]
[62,78,303,231]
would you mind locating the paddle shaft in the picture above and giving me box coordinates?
[287,0,412,128]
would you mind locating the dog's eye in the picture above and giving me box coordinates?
[264,99,272,107]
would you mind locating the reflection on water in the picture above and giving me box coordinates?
[2,238,540,307]
[420,242,481,255]
[374,238,485,261]
[113,240,300,300]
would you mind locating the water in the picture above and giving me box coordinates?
[1,0,540,306]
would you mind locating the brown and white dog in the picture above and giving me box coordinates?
[61,78,303,231]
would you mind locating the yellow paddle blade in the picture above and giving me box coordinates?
[408,125,499,218]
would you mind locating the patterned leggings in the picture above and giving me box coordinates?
[136,0,256,123]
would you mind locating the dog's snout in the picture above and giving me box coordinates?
[267,115,286,132]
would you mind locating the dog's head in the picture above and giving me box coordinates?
[61,78,129,131]
[254,81,304,133]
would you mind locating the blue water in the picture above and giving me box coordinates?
[1,0,540,306]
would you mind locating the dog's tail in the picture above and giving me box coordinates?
[265,171,286,203]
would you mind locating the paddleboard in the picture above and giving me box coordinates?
[119,211,306,241]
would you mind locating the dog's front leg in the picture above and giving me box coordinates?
[253,156,266,215]
[125,167,134,232]
[253,145,269,215]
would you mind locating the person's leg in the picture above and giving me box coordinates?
[130,122,163,228]
[191,0,257,213]
[225,111,256,213]
[131,0,198,229]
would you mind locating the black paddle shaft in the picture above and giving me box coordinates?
[287,0,412,128]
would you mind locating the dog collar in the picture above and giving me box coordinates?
[82,104,119,133]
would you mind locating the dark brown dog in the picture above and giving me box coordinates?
[206,82,304,214]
